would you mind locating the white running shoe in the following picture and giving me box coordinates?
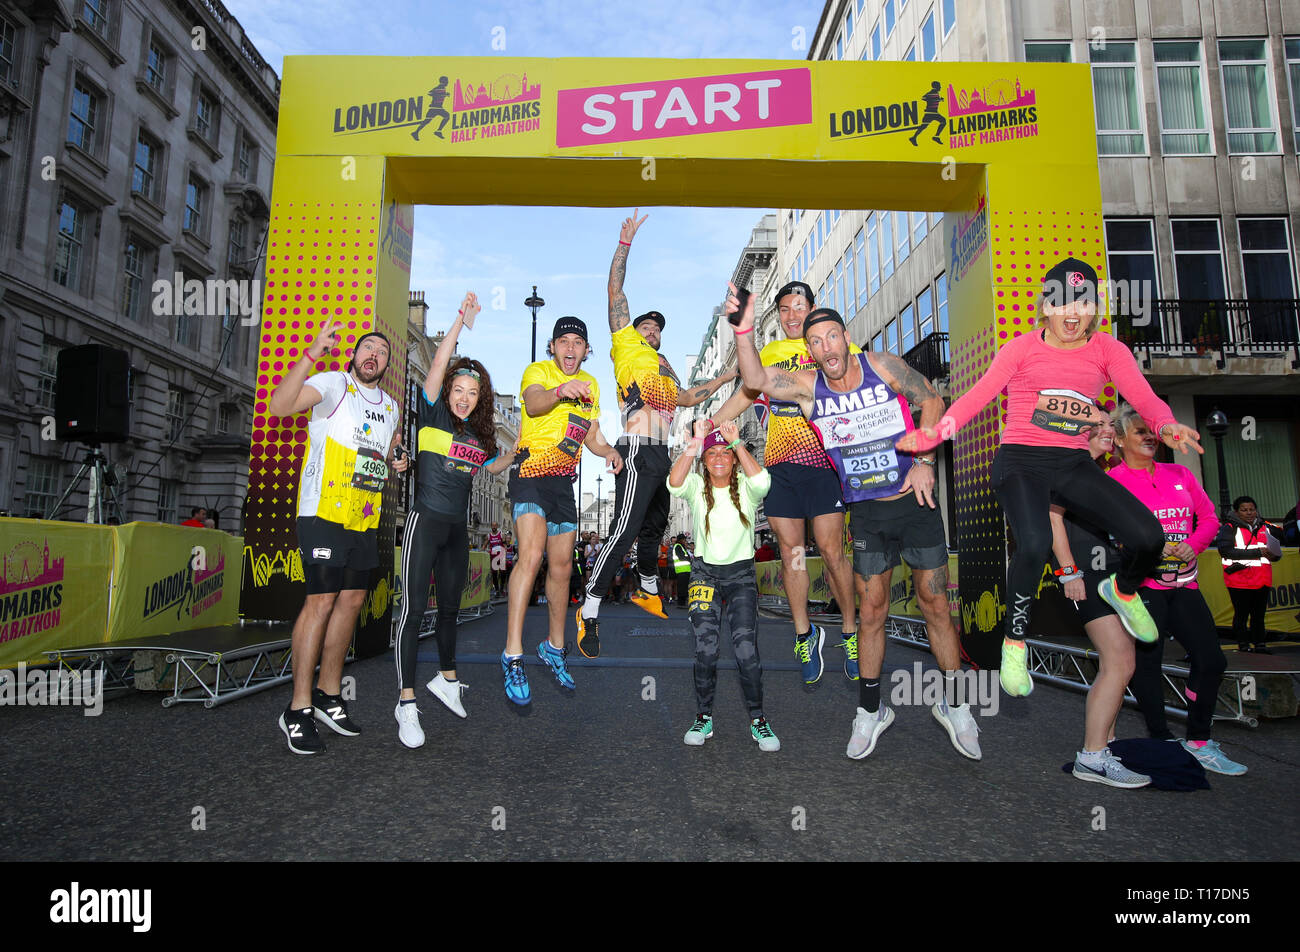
[932,702,982,760]
[394,702,425,749]
[846,705,895,760]
[1072,748,1152,788]
[426,673,469,718]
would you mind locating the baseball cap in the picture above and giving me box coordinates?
[775,282,815,306]
[802,307,846,337]
[634,311,665,331]
[1042,257,1098,306]
[701,429,731,453]
[552,316,588,342]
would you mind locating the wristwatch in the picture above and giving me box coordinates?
[915,456,937,466]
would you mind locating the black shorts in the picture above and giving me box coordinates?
[297,516,377,594]
[765,463,845,520]
[1072,568,1117,625]
[509,473,578,533]
[848,494,948,577]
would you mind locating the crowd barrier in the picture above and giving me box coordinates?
[392,547,490,613]
[0,517,242,668]
[756,554,961,619]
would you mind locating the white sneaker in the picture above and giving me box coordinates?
[426,673,468,718]
[394,702,425,749]
[932,702,982,760]
[846,705,895,760]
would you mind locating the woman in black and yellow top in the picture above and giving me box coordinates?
[394,292,514,749]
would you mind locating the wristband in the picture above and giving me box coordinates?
[1058,571,1083,583]
[734,326,752,336]
[915,456,936,466]
[726,439,741,450]
[1054,564,1078,577]
[704,417,714,429]
[618,240,631,246]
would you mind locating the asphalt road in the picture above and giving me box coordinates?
[1,600,1296,862]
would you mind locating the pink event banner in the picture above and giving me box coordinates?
[556,68,812,147]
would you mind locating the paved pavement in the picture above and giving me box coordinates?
[1,600,1297,862]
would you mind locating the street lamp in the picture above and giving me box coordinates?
[1206,408,1230,514]
[525,285,545,363]
[596,474,603,537]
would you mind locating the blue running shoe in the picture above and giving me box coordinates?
[501,652,531,705]
[1181,739,1247,776]
[537,640,575,690]
[794,626,826,684]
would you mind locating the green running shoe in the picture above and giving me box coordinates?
[683,714,713,746]
[999,639,1033,697]
[1097,574,1158,643]
[840,632,859,681]
[750,716,780,752]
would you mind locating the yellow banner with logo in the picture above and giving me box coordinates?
[0,518,114,667]
[394,547,490,612]
[108,524,242,641]
[1197,549,1300,635]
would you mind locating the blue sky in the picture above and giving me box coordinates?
[229,0,823,502]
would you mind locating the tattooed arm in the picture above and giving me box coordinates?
[729,284,816,417]
[869,351,944,507]
[608,208,648,333]
[676,367,739,407]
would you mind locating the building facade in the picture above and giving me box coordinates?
[1,0,278,528]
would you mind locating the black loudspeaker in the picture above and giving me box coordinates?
[55,344,129,443]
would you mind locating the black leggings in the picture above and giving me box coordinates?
[585,438,671,600]
[1130,586,1227,741]
[689,559,763,718]
[394,509,469,690]
[991,445,1164,641]
[1229,587,1269,643]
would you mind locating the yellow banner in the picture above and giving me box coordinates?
[394,548,491,612]
[1197,549,1300,635]
[0,518,114,667]
[108,524,242,641]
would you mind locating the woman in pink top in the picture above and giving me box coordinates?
[1108,405,1246,776]
[898,258,1203,698]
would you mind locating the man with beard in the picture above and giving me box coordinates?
[576,209,737,658]
[268,321,408,754]
[730,294,982,764]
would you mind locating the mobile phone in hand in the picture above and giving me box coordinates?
[394,444,408,461]
[728,287,751,327]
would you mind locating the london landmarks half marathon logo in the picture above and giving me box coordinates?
[142,549,227,623]
[1,538,64,644]
[332,72,542,143]
[828,77,1039,149]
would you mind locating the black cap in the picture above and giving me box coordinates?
[775,282,815,306]
[802,307,845,337]
[552,316,588,342]
[1042,257,1098,307]
[634,311,665,331]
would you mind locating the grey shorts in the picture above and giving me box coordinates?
[848,494,948,578]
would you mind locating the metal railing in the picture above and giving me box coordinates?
[1112,299,1300,360]
[902,332,950,381]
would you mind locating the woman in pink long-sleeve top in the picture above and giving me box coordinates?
[897,257,1204,698]
[1108,405,1247,776]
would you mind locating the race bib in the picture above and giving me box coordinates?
[688,583,715,612]
[558,413,592,458]
[1155,532,1189,583]
[350,447,388,492]
[1030,389,1107,436]
[445,436,489,474]
[823,400,907,494]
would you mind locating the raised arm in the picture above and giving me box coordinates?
[670,418,710,488]
[676,367,740,408]
[709,380,762,425]
[608,208,648,333]
[718,420,761,479]
[424,292,480,402]
[727,282,815,414]
[267,320,338,418]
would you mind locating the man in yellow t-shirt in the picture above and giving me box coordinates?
[711,281,860,687]
[576,210,737,658]
[501,316,623,706]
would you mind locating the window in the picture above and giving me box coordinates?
[221,301,242,369]
[184,174,207,235]
[900,303,916,353]
[855,227,868,308]
[1219,39,1278,153]
[845,8,853,39]
[1239,219,1295,299]
[836,33,844,61]
[880,209,894,281]
[1287,39,1300,151]
[227,217,247,268]
[871,331,884,351]
[217,403,235,434]
[904,42,916,62]
[145,38,167,92]
[165,386,186,441]
[866,213,880,295]
[194,87,218,143]
[844,241,857,318]
[1105,219,1159,319]
[1171,219,1226,300]
[158,479,179,524]
[67,80,101,153]
[81,0,109,38]
[1025,41,1071,63]
[884,318,898,354]
[816,212,825,252]
[833,256,845,317]
[0,15,17,86]
[176,273,200,349]
[53,199,85,289]
[895,210,910,264]
[917,286,934,337]
[871,23,881,60]
[884,0,895,39]
[132,130,161,199]
[1201,417,1298,520]
[922,10,937,61]
[127,367,138,426]
[1091,42,1144,154]
[122,234,151,321]
[24,459,61,519]
[936,272,948,332]
[1154,41,1211,154]
[911,209,928,246]
[942,0,955,38]
[38,337,61,407]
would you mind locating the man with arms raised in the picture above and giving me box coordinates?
[576,209,737,657]
[502,317,623,704]
[730,290,982,762]
[711,282,859,684]
[268,321,408,754]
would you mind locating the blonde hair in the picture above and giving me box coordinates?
[1035,293,1103,335]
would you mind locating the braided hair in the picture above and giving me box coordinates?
[700,454,749,541]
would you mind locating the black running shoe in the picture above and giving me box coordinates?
[312,688,361,736]
[575,608,600,659]
[279,706,325,755]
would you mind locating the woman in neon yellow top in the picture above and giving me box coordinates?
[668,419,778,752]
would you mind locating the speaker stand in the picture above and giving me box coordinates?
[47,444,123,524]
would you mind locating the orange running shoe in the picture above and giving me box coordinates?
[630,588,668,619]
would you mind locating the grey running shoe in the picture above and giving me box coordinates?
[932,702,982,760]
[846,705,895,760]
[1072,748,1152,788]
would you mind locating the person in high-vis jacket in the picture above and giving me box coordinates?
[672,533,692,608]
[1216,495,1283,654]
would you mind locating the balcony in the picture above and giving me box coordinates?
[1113,299,1300,370]
[902,332,949,382]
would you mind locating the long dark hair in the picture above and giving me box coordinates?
[441,357,498,458]
[700,453,749,540]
